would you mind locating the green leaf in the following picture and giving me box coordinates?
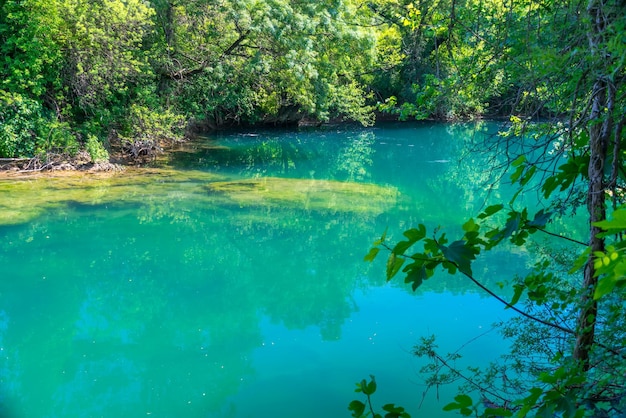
[594,276,618,300]
[519,164,537,186]
[423,237,441,254]
[509,283,525,307]
[492,212,522,244]
[484,407,512,417]
[403,225,427,242]
[442,403,457,411]
[542,175,560,198]
[382,403,410,418]
[510,164,525,183]
[364,247,380,262]
[517,387,544,416]
[393,225,427,255]
[569,248,590,274]
[348,400,366,417]
[462,218,479,233]
[359,375,377,395]
[477,204,504,219]
[373,230,387,246]
[527,209,552,228]
[453,394,473,407]
[508,187,524,205]
[392,240,414,255]
[403,263,429,291]
[541,157,588,198]
[511,155,526,167]
[443,394,474,414]
[439,240,477,276]
[594,208,626,236]
[386,254,405,280]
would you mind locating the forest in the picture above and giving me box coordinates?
[2,0,626,416]
[1,0,620,161]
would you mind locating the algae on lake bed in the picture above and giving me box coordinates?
[0,169,223,225]
[0,170,398,225]
[206,177,398,214]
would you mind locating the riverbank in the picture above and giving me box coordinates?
[0,145,142,177]
[0,154,122,172]
[0,112,407,178]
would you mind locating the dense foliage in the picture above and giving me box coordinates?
[3,0,620,161]
[352,0,626,416]
[0,0,380,159]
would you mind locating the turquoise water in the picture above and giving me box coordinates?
[1,123,540,417]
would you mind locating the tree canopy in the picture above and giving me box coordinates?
[1,0,620,154]
[2,0,621,161]
[0,0,381,160]
[352,0,626,416]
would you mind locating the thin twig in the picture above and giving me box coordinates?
[536,228,588,246]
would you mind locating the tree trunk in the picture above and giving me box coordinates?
[573,0,615,370]
[574,81,606,369]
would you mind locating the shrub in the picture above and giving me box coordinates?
[0,90,42,157]
[85,134,109,163]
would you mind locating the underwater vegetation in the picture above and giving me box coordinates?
[0,169,398,226]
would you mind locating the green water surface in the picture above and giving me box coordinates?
[0,123,543,417]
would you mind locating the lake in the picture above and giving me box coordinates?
[0,122,552,417]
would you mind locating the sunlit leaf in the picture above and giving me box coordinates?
[594,276,619,300]
[462,218,478,233]
[386,254,405,280]
[373,229,388,246]
[364,247,380,262]
[594,208,626,237]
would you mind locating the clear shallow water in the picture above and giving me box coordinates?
[0,122,542,417]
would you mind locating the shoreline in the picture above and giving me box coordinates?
[0,118,500,180]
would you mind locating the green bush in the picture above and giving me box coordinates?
[0,90,80,158]
[38,119,79,156]
[0,90,42,157]
[126,104,186,143]
[85,134,109,163]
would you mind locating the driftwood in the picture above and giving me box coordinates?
[0,153,89,173]
[121,139,162,160]
[0,157,36,171]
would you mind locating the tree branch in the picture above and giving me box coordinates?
[536,228,588,246]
